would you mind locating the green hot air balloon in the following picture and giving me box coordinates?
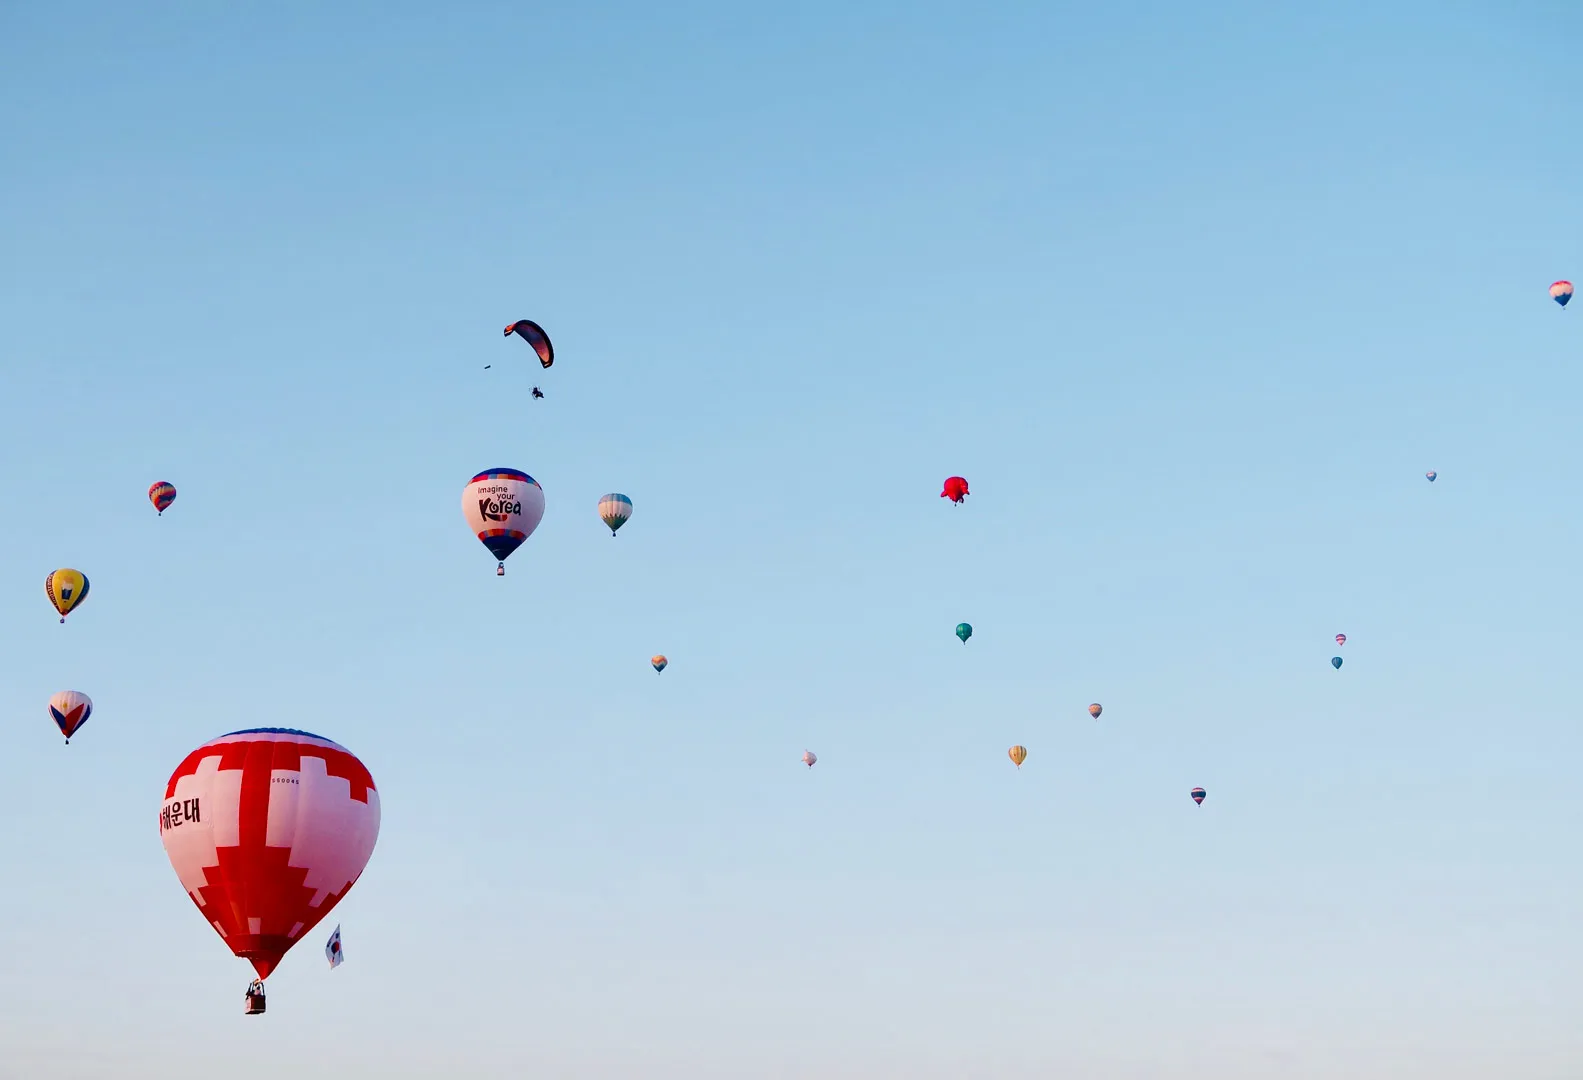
[956,623,972,644]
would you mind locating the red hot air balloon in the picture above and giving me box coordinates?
[159,729,380,998]
[941,476,969,504]
[148,481,177,515]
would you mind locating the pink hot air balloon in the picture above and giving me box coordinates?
[1551,280,1573,308]
[148,481,177,515]
[1335,633,1346,647]
[160,728,380,999]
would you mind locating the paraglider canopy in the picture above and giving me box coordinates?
[504,319,554,367]
[941,476,969,504]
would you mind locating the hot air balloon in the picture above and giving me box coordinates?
[148,481,177,515]
[956,623,972,643]
[1331,656,1343,669]
[802,750,817,768]
[598,493,632,536]
[652,655,668,673]
[504,319,554,367]
[462,468,545,575]
[1335,633,1346,647]
[160,728,380,1011]
[1088,703,1103,719]
[48,691,92,744]
[1190,786,1206,805]
[45,568,89,623]
[1008,745,1027,768]
[1551,281,1573,308]
[1426,470,1437,482]
[941,476,969,504]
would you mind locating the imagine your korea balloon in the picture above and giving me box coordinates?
[462,468,546,574]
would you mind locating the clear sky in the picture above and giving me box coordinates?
[1,2,1580,1077]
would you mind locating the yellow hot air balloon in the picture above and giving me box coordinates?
[45,568,90,623]
[1008,745,1027,768]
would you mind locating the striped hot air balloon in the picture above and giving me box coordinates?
[1190,786,1206,805]
[1008,745,1027,768]
[597,493,632,536]
[1335,633,1346,647]
[652,655,668,673]
[1088,703,1103,719]
[149,481,177,515]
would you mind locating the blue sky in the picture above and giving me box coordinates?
[2,2,1581,1076]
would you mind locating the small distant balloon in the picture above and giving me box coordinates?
[48,690,92,744]
[1331,656,1343,669]
[1008,745,1027,768]
[802,750,817,768]
[941,476,969,504]
[1551,280,1573,308]
[504,319,554,367]
[1088,703,1103,719]
[597,493,633,536]
[148,481,177,515]
[45,568,89,623]
[1335,633,1346,647]
[652,655,668,673]
[956,623,972,644]
[1190,786,1206,805]
[1426,470,1437,482]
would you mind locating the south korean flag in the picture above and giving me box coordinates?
[325,925,344,969]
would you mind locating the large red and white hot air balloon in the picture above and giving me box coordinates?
[159,728,380,997]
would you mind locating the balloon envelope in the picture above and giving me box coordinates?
[45,568,89,622]
[1331,656,1343,669]
[1191,787,1206,805]
[1335,633,1346,646]
[1088,703,1102,719]
[462,469,545,568]
[159,728,380,981]
[956,623,972,643]
[802,750,817,767]
[1008,745,1027,767]
[149,481,177,515]
[941,476,969,503]
[48,690,92,741]
[598,493,633,535]
[1426,470,1437,482]
[1551,280,1573,307]
[652,655,668,673]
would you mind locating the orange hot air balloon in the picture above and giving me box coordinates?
[1008,745,1027,768]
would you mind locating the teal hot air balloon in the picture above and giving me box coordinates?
[597,493,632,536]
[1331,656,1343,669]
[956,623,972,644]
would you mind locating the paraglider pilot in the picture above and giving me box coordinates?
[532,387,544,399]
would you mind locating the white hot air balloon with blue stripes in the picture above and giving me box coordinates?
[598,493,633,536]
